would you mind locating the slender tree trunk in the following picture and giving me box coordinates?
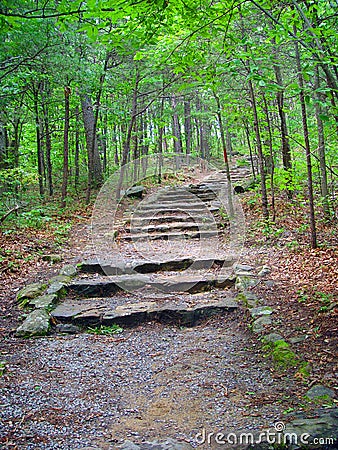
[184,99,192,156]
[61,87,71,208]
[42,83,53,196]
[33,86,44,197]
[117,69,139,199]
[158,97,165,184]
[294,28,317,248]
[248,80,269,220]
[0,121,7,169]
[214,91,234,216]
[273,57,292,172]
[113,124,119,166]
[263,95,276,222]
[81,94,103,201]
[101,111,108,173]
[314,66,330,218]
[74,106,80,189]
[243,121,256,180]
[171,94,182,153]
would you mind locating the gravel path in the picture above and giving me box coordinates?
[1,169,309,449]
[1,316,300,449]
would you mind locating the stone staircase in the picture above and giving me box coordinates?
[50,162,252,331]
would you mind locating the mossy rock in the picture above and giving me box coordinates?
[252,315,272,333]
[42,254,63,263]
[59,264,77,277]
[264,339,299,369]
[235,275,258,291]
[49,275,71,285]
[16,309,50,337]
[305,384,335,404]
[46,281,67,298]
[250,306,273,318]
[29,294,57,309]
[16,283,47,307]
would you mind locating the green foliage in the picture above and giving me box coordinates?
[87,324,123,335]
[0,361,7,376]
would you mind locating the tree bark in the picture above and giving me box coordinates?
[74,106,80,188]
[171,94,182,153]
[61,86,71,208]
[0,121,6,169]
[184,99,192,156]
[81,94,103,197]
[294,28,317,248]
[314,66,330,218]
[33,84,44,197]
[248,79,269,221]
[41,81,53,196]
[214,91,234,216]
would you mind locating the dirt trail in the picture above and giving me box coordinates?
[0,163,330,449]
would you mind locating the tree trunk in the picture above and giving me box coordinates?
[61,87,71,208]
[263,95,276,222]
[314,66,330,218]
[74,106,80,188]
[273,58,292,173]
[81,94,102,198]
[117,69,139,199]
[248,80,269,221]
[243,121,256,180]
[214,91,234,216]
[184,99,192,156]
[294,28,317,248]
[42,82,53,196]
[33,85,44,197]
[0,121,6,169]
[171,94,182,153]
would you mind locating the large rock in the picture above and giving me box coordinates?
[125,185,145,199]
[16,283,47,304]
[16,309,50,337]
[263,333,284,344]
[47,281,67,297]
[60,264,77,277]
[250,306,273,318]
[235,275,258,291]
[29,294,57,309]
[42,254,62,263]
[252,315,272,333]
[284,409,338,447]
[305,385,335,400]
[117,439,192,449]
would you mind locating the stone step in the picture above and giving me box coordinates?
[120,229,219,241]
[67,272,235,296]
[79,257,234,275]
[137,201,210,211]
[132,206,220,215]
[131,214,214,225]
[51,295,238,328]
[126,221,217,234]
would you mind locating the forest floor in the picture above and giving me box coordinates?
[0,180,337,449]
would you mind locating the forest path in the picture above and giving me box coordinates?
[1,161,320,450]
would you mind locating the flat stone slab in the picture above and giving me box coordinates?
[79,257,234,275]
[117,439,192,450]
[121,230,219,242]
[51,296,238,327]
[129,221,214,234]
[68,272,235,296]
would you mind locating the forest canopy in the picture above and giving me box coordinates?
[1,0,337,248]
